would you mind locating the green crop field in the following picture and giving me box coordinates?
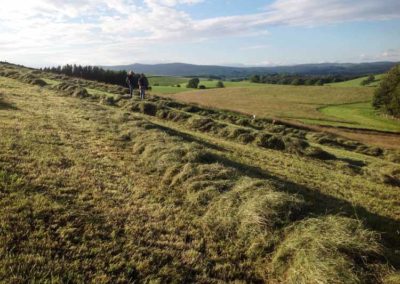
[1,63,399,283]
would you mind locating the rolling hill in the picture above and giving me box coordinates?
[103,62,399,77]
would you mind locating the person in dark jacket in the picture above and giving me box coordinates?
[138,73,148,100]
[126,71,136,98]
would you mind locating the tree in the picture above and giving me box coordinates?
[291,78,304,86]
[373,65,400,117]
[361,74,375,86]
[250,75,260,83]
[216,81,225,88]
[187,78,200,88]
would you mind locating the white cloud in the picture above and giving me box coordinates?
[265,0,400,26]
[360,48,400,62]
[0,0,399,66]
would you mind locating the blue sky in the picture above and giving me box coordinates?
[0,0,399,67]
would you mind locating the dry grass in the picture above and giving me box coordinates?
[270,216,384,284]
[159,85,373,121]
[157,85,400,149]
[0,65,399,282]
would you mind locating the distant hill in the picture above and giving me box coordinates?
[102,62,399,77]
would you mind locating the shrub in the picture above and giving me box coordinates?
[373,65,400,117]
[216,81,225,88]
[186,78,200,88]
[361,75,375,86]
[198,85,206,89]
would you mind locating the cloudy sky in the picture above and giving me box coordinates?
[0,0,400,67]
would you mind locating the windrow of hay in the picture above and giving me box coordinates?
[51,82,90,98]
[154,97,307,138]
[270,216,387,284]
[124,119,392,282]
[0,69,47,87]
[203,178,306,259]
[126,100,335,160]
[45,73,128,95]
[365,164,400,187]
[309,132,384,157]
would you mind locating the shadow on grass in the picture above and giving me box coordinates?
[144,121,228,152]
[136,119,400,268]
[0,96,18,110]
[212,154,400,268]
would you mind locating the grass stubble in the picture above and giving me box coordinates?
[0,63,399,283]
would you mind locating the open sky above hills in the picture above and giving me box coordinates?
[0,0,400,67]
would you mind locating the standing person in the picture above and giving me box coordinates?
[126,71,136,98]
[138,73,148,100]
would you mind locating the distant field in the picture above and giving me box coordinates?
[148,75,188,86]
[157,81,400,133]
[151,78,260,94]
[326,74,384,87]
[158,84,372,120]
[317,102,400,132]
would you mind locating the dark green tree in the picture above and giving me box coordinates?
[250,75,260,83]
[361,74,376,86]
[373,65,400,117]
[187,78,200,88]
[216,81,225,88]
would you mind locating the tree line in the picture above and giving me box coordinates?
[249,74,357,86]
[41,65,130,86]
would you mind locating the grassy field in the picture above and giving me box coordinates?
[318,102,400,132]
[1,63,400,283]
[148,75,188,86]
[158,84,373,120]
[150,77,260,94]
[326,74,385,87]
[157,81,400,135]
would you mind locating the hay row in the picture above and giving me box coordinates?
[0,69,47,87]
[127,100,335,161]
[153,97,386,158]
[124,118,393,283]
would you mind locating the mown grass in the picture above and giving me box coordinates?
[1,64,399,283]
[319,102,400,132]
[158,84,374,120]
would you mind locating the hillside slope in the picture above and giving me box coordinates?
[1,63,399,283]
